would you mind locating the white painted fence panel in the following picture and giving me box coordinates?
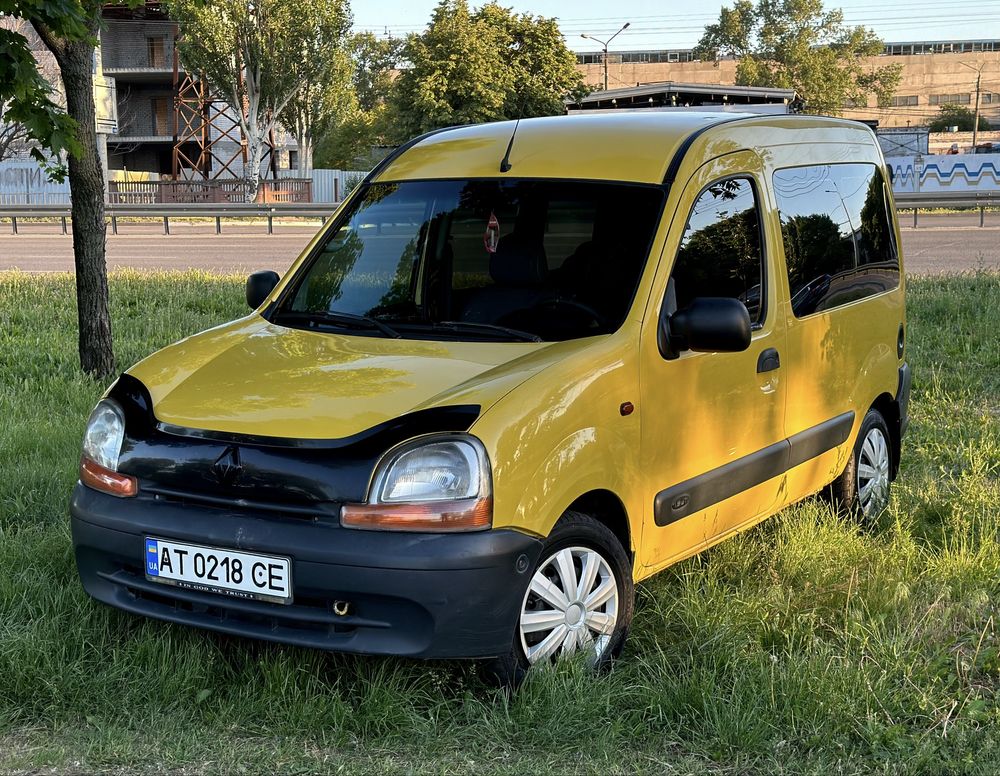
[888,154,1000,194]
[0,162,71,204]
[305,169,368,202]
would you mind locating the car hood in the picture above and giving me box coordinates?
[127,316,587,440]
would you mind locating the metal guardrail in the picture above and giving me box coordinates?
[0,202,340,235]
[894,190,999,227]
[1,192,998,234]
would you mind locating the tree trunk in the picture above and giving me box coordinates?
[38,28,116,378]
[244,129,263,203]
[296,131,311,176]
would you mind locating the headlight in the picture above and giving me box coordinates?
[80,399,137,497]
[341,435,492,532]
[82,400,125,471]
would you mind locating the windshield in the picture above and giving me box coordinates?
[272,179,664,342]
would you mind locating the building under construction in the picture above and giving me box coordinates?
[98,2,300,189]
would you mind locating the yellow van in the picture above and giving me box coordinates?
[71,112,909,682]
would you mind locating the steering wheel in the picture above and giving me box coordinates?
[530,297,607,329]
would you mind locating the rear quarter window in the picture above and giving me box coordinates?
[772,163,899,318]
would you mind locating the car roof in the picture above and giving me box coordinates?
[374,111,876,187]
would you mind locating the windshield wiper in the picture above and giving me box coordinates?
[274,310,402,339]
[408,320,543,343]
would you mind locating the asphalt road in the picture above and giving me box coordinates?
[0,213,997,276]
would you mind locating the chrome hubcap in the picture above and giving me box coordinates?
[857,426,891,515]
[519,546,619,665]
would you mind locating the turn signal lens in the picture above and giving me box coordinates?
[341,497,492,532]
[80,456,138,498]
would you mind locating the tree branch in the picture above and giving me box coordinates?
[31,20,68,62]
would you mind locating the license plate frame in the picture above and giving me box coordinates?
[144,537,293,605]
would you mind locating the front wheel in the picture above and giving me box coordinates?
[482,511,634,687]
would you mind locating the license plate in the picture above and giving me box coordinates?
[144,537,292,604]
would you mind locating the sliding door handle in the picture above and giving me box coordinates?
[757,347,780,373]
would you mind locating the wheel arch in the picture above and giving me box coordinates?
[869,391,900,479]
[563,489,633,562]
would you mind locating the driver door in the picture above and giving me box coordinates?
[637,151,787,573]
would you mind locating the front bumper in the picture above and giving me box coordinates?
[70,484,542,659]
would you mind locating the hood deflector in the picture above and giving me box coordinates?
[107,374,482,509]
[110,374,480,452]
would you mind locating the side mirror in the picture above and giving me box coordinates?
[246,270,280,310]
[658,296,752,359]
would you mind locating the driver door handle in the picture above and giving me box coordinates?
[756,347,780,373]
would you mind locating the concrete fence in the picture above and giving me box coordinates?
[0,161,367,205]
[0,162,71,205]
[888,153,1000,194]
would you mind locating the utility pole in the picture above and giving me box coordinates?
[959,61,985,150]
[972,70,982,149]
[581,23,630,92]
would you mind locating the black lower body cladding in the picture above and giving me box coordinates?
[897,362,912,438]
[70,484,542,659]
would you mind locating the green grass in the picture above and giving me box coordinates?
[1,269,999,774]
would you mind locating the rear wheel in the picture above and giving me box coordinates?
[482,511,634,688]
[826,408,893,519]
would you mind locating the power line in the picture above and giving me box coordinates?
[355,6,1000,32]
[354,0,1000,28]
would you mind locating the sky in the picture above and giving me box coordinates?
[352,0,1000,52]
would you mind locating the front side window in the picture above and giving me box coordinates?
[773,163,899,318]
[273,179,664,342]
[668,177,765,324]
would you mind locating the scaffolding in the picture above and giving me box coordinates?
[170,32,278,181]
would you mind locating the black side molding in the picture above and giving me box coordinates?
[786,412,854,470]
[654,411,855,526]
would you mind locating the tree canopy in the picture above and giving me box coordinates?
[388,0,587,140]
[0,0,86,173]
[169,0,352,193]
[313,32,403,170]
[929,104,991,133]
[695,0,902,116]
[351,32,404,114]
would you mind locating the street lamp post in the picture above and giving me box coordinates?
[581,22,630,92]
[959,61,986,149]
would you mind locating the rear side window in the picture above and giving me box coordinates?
[773,163,899,318]
[670,177,765,324]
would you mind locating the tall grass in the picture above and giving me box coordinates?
[1,270,998,774]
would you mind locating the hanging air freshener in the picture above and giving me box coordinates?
[483,211,500,253]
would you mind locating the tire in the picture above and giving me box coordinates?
[825,408,893,519]
[482,510,635,689]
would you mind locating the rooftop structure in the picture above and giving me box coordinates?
[566,82,797,112]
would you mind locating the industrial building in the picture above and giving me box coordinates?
[574,39,1000,129]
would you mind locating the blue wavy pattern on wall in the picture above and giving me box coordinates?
[890,162,917,187]
[921,161,1000,185]
[889,156,1000,192]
